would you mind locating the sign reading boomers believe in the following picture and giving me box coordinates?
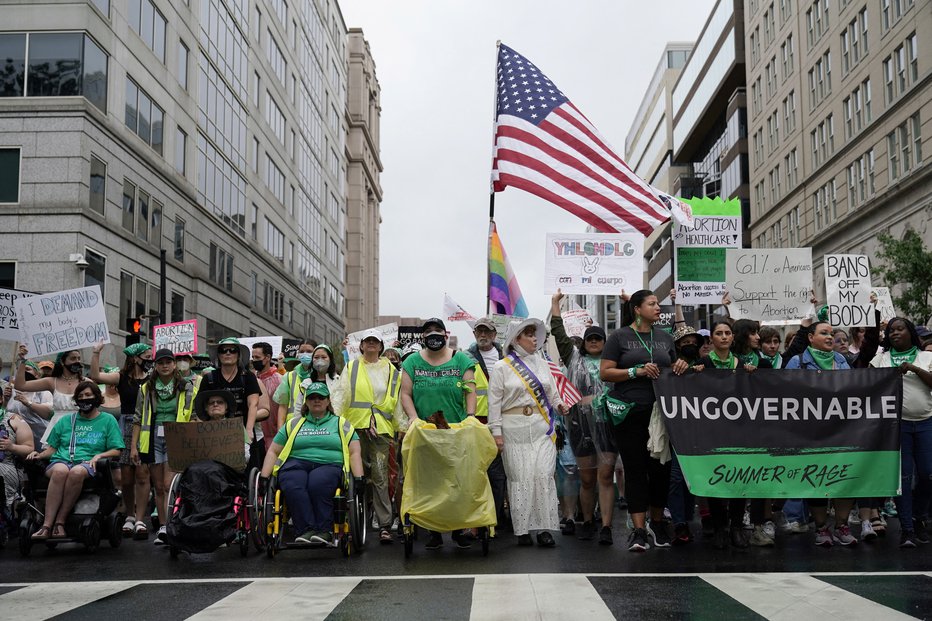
[673,197,742,304]
[655,368,902,498]
[544,233,643,295]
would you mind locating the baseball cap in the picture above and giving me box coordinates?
[153,348,175,362]
[583,326,606,341]
[301,379,330,398]
[473,317,496,331]
[361,329,383,343]
[422,317,446,332]
[697,328,711,339]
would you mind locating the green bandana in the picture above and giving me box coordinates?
[738,350,760,367]
[123,342,152,357]
[890,346,918,366]
[709,350,736,369]
[807,346,836,370]
[155,377,175,400]
[759,352,782,368]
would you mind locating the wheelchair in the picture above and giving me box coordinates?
[261,470,367,558]
[165,462,264,559]
[17,458,124,557]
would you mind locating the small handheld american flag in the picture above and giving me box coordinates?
[547,359,581,409]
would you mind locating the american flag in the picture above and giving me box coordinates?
[491,44,672,237]
[547,359,582,409]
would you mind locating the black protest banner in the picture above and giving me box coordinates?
[397,326,422,349]
[281,338,302,359]
[655,368,902,498]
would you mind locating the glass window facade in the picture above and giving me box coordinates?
[0,147,20,203]
[0,34,26,97]
[83,248,106,297]
[197,132,246,235]
[200,0,248,101]
[125,76,163,154]
[129,0,166,63]
[197,52,246,171]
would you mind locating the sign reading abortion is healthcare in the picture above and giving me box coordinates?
[654,368,902,498]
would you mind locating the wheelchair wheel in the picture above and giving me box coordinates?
[18,525,33,557]
[83,520,101,552]
[479,527,490,557]
[167,473,182,518]
[348,477,367,553]
[264,483,281,559]
[247,467,265,552]
[107,514,123,548]
[402,513,413,559]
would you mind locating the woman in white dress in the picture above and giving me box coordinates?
[488,319,566,547]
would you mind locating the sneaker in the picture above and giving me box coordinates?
[295,530,316,544]
[859,519,877,542]
[882,499,898,517]
[627,527,650,552]
[536,531,556,547]
[576,520,596,541]
[598,526,613,546]
[517,533,533,546]
[762,520,776,540]
[872,517,887,537]
[832,524,857,546]
[742,510,753,531]
[900,530,918,548]
[814,525,833,547]
[749,525,775,547]
[616,496,628,510]
[712,527,728,550]
[647,520,672,548]
[913,519,930,544]
[730,526,749,548]
[847,509,860,526]
[672,523,692,546]
[559,518,575,536]
[153,526,167,546]
[425,532,443,550]
[452,531,473,549]
[310,531,334,545]
[782,520,809,534]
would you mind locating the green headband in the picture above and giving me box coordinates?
[123,342,151,357]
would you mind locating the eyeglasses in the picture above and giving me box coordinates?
[206,399,226,407]
[218,347,238,355]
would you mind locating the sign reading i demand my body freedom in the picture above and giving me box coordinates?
[654,368,902,498]
[15,285,110,357]
[673,198,742,304]
[545,233,643,295]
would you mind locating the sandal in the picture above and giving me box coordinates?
[870,517,886,536]
[380,528,393,544]
[52,523,67,539]
[31,526,51,540]
[122,516,136,537]
[133,521,149,540]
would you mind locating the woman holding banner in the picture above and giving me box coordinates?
[600,289,685,552]
[870,318,932,548]
[488,318,566,548]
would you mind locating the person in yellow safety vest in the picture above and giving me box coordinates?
[272,340,332,423]
[335,329,403,544]
[130,348,197,545]
[260,380,364,545]
[472,363,489,420]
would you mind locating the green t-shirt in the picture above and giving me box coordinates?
[273,412,357,465]
[402,351,475,423]
[48,412,125,464]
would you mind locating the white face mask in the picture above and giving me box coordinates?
[312,359,330,372]
[176,361,191,373]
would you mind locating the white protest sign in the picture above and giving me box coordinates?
[870,287,897,323]
[726,248,813,325]
[544,233,644,295]
[0,288,34,341]
[346,322,398,359]
[673,199,742,304]
[238,335,283,358]
[824,254,876,328]
[153,319,198,355]
[15,285,109,358]
[562,308,593,338]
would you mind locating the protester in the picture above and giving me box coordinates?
[26,381,123,539]
[488,318,566,548]
[832,329,857,366]
[0,388,35,513]
[175,352,200,384]
[848,327,866,355]
[383,347,402,370]
[600,289,686,552]
[251,342,282,449]
[15,348,90,446]
[131,348,196,545]
[273,340,318,422]
[336,330,402,544]
[400,317,477,550]
[758,326,783,369]
[88,341,151,537]
[550,292,617,544]
[261,381,364,545]
[5,358,53,452]
[870,317,932,547]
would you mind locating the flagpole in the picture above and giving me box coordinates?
[487,40,502,314]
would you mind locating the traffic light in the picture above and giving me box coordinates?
[125,317,143,334]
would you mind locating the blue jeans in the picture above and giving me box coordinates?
[277,460,343,534]
[894,418,932,531]
[783,499,808,523]
[667,454,694,525]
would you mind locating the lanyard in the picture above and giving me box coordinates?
[631,327,654,361]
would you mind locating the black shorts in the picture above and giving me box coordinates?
[567,411,617,459]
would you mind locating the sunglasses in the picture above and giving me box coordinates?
[218,347,239,355]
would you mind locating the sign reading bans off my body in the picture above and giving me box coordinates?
[654,368,902,498]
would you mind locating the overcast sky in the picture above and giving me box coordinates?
[339,0,716,339]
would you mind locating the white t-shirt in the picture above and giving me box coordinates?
[479,346,501,374]
[870,350,932,421]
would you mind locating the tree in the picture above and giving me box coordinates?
[874,228,932,324]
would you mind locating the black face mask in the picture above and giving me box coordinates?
[424,334,447,351]
[66,362,83,375]
[138,360,153,372]
[251,359,266,372]
[679,344,700,361]
[75,398,97,413]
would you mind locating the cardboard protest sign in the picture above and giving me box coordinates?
[562,308,593,338]
[153,320,198,355]
[871,287,897,323]
[0,287,34,341]
[545,233,644,295]
[238,336,283,357]
[673,197,742,304]
[346,322,398,359]
[163,419,246,472]
[726,248,813,325]
[15,285,109,358]
[825,254,876,328]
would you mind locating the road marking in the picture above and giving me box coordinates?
[470,574,614,620]
[185,577,361,620]
[702,573,918,620]
[0,581,138,620]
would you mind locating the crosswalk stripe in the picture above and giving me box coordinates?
[184,577,361,620]
[186,580,307,620]
[702,573,918,620]
[470,574,615,620]
[0,581,138,620]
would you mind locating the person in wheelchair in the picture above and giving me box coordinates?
[25,381,123,539]
[261,380,364,545]
[1,384,35,514]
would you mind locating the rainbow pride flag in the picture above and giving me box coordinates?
[488,221,529,317]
